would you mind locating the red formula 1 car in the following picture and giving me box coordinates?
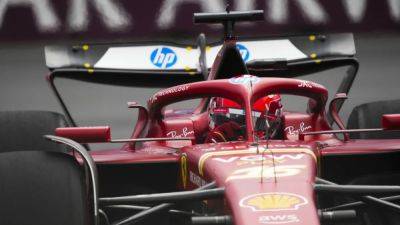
[4,9,400,225]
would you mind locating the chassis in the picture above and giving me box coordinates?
[3,9,400,225]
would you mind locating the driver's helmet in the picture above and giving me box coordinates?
[210,94,283,138]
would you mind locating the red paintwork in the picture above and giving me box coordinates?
[320,139,400,155]
[52,36,400,225]
[282,113,333,141]
[83,75,333,225]
[90,146,179,164]
[128,102,149,149]
[74,74,400,225]
[146,77,328,144]
[382,114,400,130]
[329,94,347,129]
[181,141,319,225]
[55,126,111,143]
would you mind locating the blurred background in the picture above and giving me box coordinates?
[1,0,400,140]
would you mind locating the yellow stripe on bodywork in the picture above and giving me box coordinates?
[198,148,317,176]
[181,154,188,188]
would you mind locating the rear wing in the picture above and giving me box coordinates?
[45,33,358,127]
[45,33,356,79]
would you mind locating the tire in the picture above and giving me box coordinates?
[347,99,400,139]
[0,110,69,152]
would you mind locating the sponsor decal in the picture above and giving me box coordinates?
[226,165,306,182]
[140,148,176,154]
[194,146,217,152]
[284,122,312,136]
[259,214,300,224]
[263,144,311,149]
[193,144,249,152]
[297,81,313,88]
[189,171,207,187]
[219,145,248,150]
[197,148,316,175]
[213,108,229,114]
[240,192,308,212]
[149,84,190,103]
[229,75,260,85]
[212,154,305,164]
[150,47,177,68]
[236,44,250,62]
[166,127,194,138]
[180,153,188,188]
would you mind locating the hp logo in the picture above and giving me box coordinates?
[150,47,177,68]
[236,44,250,62]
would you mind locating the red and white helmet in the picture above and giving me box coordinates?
[210,94,283,133]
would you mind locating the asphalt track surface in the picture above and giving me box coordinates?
[1,34,400,147]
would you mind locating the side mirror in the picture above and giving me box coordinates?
[55,126,111,143]
[127,101,149,139]
[382,114,400,130]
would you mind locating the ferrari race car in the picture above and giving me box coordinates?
[3,9,400,225]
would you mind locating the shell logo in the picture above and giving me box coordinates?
[240,192,308,211]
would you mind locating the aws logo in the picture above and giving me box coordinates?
[236,44,250,62]
[259,214,300,224]
[150,47,177,68]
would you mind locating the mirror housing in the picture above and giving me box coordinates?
[382,114,400,130]
[55,126,111,143]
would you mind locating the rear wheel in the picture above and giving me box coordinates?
[0,110,68,152]
[347,99,400,139]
